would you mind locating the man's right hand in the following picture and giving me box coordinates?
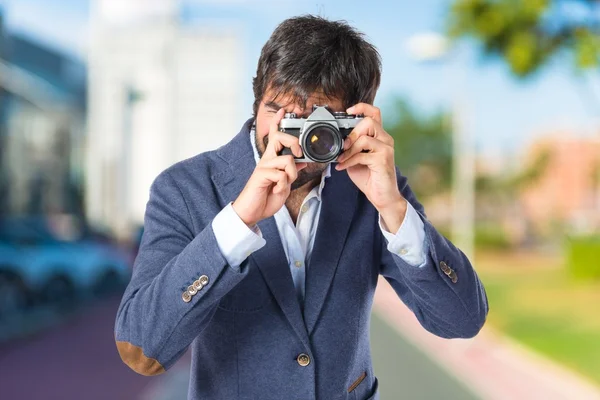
[232,108,308,227]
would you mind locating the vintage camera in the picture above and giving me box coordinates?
[278,105,362,163]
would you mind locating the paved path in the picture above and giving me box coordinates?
[369,312,478,400]
[373,277,600,400]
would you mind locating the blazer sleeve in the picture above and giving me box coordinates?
[379,166,489,339]
[114,169,250,376]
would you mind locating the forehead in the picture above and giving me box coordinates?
[262,88,344,111]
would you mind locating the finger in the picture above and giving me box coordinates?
[263,108,285,158]
[274,172,289,194]
[259,169,289,193]
[264,110,303,159]
[338,135,385,163]
[346,103,382,124]
[259,155,299,183]
[336,152,376,170]
[345,117,393,148]
[267,131,303,159]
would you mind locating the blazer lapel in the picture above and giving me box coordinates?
[303,167,359,335]
[212,118,310,348]
[251,218,310,347]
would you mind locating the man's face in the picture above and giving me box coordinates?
[255,89,345,191]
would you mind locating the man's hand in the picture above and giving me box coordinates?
[336,103,407,232]
[232,108,308,227]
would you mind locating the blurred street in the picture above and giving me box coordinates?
[0,295,155,400]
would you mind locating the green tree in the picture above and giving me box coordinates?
[384,98,453,200]
[446,0,595,241]
[447,0,600,77]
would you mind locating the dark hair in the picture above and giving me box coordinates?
[252,15,382,117]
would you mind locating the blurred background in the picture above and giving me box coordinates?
[0,0,599,399]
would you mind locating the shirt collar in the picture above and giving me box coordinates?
[250,127,331,201]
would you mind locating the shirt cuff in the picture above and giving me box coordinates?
[211,202,266,269]
[378,200,426,267]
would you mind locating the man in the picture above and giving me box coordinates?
[115,15,488,400]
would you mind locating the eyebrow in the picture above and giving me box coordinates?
[264,100,284,110]
[264,100,339,116]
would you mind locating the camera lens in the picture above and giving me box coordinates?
[303,124,341,162]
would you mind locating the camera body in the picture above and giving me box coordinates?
[278,105,362,163]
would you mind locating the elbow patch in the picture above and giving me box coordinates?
[116,340,166,376]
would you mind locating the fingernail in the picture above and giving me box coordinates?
[347,107,354,113]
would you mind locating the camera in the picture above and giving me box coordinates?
[278,105,362,163]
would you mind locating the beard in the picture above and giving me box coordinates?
[256,131,328,191]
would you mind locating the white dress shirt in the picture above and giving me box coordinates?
[211,128,426,307]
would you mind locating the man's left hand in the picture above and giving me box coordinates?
[336,103,407,232]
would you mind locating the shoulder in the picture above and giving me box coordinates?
[155,125,249,189]
[147,149,226,209]
[159,149,223,186]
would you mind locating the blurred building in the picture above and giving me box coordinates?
[0,9,87,218]
[519,133,600,236]
[86,0,244,239]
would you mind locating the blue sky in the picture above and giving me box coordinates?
[1,0,599,157]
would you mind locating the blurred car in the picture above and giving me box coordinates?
[0,241,32,318]
[0,215,132,316]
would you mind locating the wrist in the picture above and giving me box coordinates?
[231,201,258,228]
[378,196,407,233]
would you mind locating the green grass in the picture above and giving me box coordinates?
[566,235,600,280]
[476,250,600,385]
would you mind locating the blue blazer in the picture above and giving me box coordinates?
[115,118,488,400]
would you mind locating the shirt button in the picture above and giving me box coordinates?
[297,353,311,367]
[399,248,408,255]
[294,260,303,268]
[301,204,309,213]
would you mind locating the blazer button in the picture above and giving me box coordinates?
[199,275,209,286]
[182,291,192,303]
[448,269,458,283]
[439,261,451,274]
[193,280,203,291]
[297,353,311,367]
[187,284,198,296]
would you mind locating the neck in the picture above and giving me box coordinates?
[290,176,320,200]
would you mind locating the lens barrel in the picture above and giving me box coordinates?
[301,124,342,163]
